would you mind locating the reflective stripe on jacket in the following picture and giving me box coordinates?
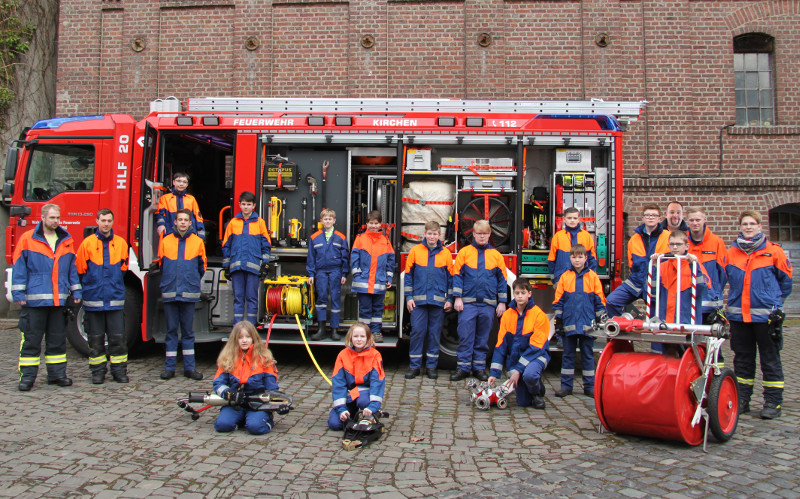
[222,212,271,274]
[489,299,550,378]
[726,239,792,323]
[213,347,279,396]
[350,231,395,294]
[307,229,349,277]
[547,226,597,284]
[12,222,81,306]
[403,241,453,307]
[654,256,710,324]
[156,189,206,239]
[452,242,507,306]
[331,346,385,416]
[553,267,606,335]
[687,225,727,313]
[158,228,207,303]
[76,230,128,311]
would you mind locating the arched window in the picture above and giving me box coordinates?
[734,33,775,126]
[769,204,800,242]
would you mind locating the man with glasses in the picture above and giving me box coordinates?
[605,204,670,318]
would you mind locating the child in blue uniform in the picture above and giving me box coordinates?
[552,244,606,398]
[308,208,350,341]
[222,191,272,324]
[213,321,279,435]
[488,279,551,409]
[350,211,394,343]
[328,322,386,430]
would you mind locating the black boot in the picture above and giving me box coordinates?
[311,321,328,341]
[331,327,342,341]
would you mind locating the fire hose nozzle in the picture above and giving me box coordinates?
[604,320,620,337]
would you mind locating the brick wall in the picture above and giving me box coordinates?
[56,0,800,225]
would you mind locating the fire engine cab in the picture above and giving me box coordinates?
[3,97,644,365]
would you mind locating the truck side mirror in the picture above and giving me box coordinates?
[5,147,19,181]
[2,182,12,198]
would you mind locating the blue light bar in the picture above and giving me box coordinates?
[534,114,621,131]
[31,115,106,130]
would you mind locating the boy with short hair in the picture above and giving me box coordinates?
[350,211,395,343]
[552,244,607,398]
[451,219,507,382]
[403,221,453,379]
[488,279,550,409]
[222,191,272,324]
[650,230,711,354]
[548,207,596,285]
[308,208,350,341]
[157,208,207,380]
[156,172,206,240]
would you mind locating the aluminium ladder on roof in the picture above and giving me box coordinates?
[186,98,646,124]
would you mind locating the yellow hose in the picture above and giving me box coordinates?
[296,314,332,386]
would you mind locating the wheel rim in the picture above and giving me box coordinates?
[716,375,739,434]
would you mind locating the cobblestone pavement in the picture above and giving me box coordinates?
[0,319,798,498]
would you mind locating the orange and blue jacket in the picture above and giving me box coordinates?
[547,225,597,284]
[687,225,728,314]
[157,228,207,303]
[350,231,395,294]
[453,242,507,306]
[403,241,453,307]
[222,211,271,275]
[331,346,385,416]
[213,347,279,397]
[307,229,349,277]
[652,255,710,324]
[553,266,607,335]
[156,188,206,239]
[623,223,670,294]
[12,222,81,307]
[76,230,129,311]
[489,299,550,378]
[726,238,792,323]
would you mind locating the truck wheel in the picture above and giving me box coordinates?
[124,285,143,353]
[65,284,143,357]
[438,312,459,370]
[65,306,91,357]
[707,368,739,443]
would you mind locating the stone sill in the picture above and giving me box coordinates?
[729,125,800,136]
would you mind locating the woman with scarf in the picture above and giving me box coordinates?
[726,210,793,420]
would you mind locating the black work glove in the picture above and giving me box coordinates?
[259,262,269,279]
[223,269,231,281]
[768,309,786,345]
[554,317,564,335]
[711,308,728,325]
[224,388,246,407]
[598,311,609,324]
[277,404,291,415]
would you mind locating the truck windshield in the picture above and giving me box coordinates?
[24,144,95,201]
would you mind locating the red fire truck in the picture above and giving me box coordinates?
[3,98,644,365]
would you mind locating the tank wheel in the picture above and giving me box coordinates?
[707,368,739,442]
[496,398,508,409]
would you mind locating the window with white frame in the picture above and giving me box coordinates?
[734,33,775,126]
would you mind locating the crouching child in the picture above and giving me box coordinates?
[328,322,386,429]
[487,279,551,409]
[213,321,279,435]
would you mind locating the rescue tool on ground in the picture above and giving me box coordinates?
[176,389,295,421]
[341,410,390,451]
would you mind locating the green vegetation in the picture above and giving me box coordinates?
[1,0,35,121]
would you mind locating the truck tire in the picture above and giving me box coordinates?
[65,285,143,357]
